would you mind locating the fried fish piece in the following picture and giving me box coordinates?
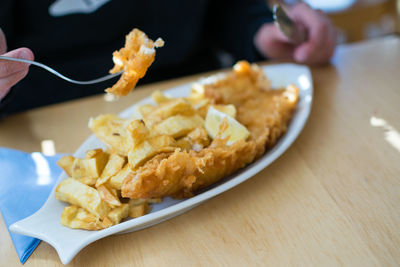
[121,139,258,199]
[106,28,164,97]
[121,62,298,199]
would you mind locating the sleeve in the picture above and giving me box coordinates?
[206,0,273,62]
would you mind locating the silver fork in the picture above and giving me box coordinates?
[0,55,122,85]
[273,4,307,45]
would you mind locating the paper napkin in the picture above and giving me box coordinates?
[0,148,63,263]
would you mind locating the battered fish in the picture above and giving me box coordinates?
[106,28,164,97]
[121,61,299,199]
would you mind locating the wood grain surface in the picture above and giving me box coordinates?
[1,36,399,266]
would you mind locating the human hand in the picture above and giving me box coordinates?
[0,28,34,100]
[254,3,336,65]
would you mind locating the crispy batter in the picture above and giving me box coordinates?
[106,28,164,97]
[121,61,298,199]
[121,139,258,199]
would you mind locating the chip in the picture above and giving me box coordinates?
[96,153,126,187]
[56,178,111,219]
[153,114,204,138]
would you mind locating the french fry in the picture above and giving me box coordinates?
[128,135,176,169]
[153,114,204,138]
[102,216,114,228]
[151,90,171,104]
[96,154,126,187]
[184,127,210,151]
[75,149,109,179]
[128,198,146,206]
[58,150,109,186]
[128,141,155,168]
[75,176,98,187]
[89,114,132,155]
[128,202,150,218]
[70,159,100,178]
[61,205,105,230]
[146,98,194,122]
[213,104,236,118]
[188,84,209,117]
[189,99,210,118]
[108,164,135,190]
[107,204,130,224]
[97,184,121,207]
[57,155,75,176]
[189,82,205,101]
[138,104,156,117]
[70,150,109,185]
[55,178,111,219]
[126,119,150,147]
[85,148,105,159]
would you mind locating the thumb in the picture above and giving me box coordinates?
[4,47,34,60]
[0,47,34,100]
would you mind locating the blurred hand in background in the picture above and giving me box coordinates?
[0,28,34,101]
[254,3,337,65]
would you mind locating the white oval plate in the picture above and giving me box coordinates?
[10,64,313,264]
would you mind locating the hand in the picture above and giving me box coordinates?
[0,28,34,100]
[254,3,336,65]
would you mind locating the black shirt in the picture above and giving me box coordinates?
[0,0,272,116]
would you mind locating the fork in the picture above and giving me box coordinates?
[273,4,307,45]
[0,55,122,85]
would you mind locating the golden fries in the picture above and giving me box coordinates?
[61,206,105,230]
[88,114,132,155]
[128,201,150,218]
[107,204,130,225]
[56,178,111,219]
[108,164,135,190]
[96,184,121,207]
[95,153,126,187]
[128,135,176,169]
[153,114,204,138]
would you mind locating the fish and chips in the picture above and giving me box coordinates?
[55,29,299,230]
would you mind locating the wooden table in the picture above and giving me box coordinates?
[1,36,399,266]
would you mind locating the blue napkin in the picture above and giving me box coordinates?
[0,148,63,264]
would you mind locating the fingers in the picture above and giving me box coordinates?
[255,3,337,65]
[0,48,34,75]
[0,67,29,99]
[289,3,337,65]
[0,47,34,100]
[254,23,295,60]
